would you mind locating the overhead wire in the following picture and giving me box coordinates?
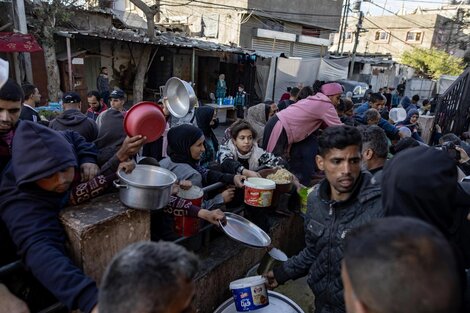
[161,5,244,37]
[366,0,441,28]
[369,0,451,4]
[158,0,344,17]
[255,7,339,33]
[361,15,455,55]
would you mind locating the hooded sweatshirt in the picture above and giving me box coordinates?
[0,121,98,313]
[382,146,470,269]
[400,96,411,111]
[246,102,269,144]
[49,109,98,142]
[94,108,127,166]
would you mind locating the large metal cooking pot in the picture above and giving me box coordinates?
[163,77,198,118]
[114,165,177,210]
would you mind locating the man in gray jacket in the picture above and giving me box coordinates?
[266,125,383,313]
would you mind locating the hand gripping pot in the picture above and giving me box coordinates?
[174,185,203,237]
[244,178,276,207]
[230,276,269,312]
[114,165,177,210]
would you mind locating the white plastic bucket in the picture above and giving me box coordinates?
[244,178,276,207]
[229,276,269,311]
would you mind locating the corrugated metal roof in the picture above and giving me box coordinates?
[55,29,248,53]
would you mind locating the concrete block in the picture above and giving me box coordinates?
[418,115,435,144]
[60,193,150,284]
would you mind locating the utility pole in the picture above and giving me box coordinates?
[336,0,348,55]
[349,10,363,79]
[13,0,33,83]
[339,0,350,55]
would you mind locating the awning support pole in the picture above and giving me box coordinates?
[66,37,73,90]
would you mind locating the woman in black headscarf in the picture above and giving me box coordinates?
[382,146,470,311]
[194,106,219,168]
[160,124,244,209]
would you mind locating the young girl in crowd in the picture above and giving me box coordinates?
[217,120,285,177]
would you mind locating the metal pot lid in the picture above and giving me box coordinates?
[214,291,304,313]
[117,164,177,188]
[219,212,271,248]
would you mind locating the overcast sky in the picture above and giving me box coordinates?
[362,0,454,16]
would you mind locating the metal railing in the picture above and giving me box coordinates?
[433,66,470,140]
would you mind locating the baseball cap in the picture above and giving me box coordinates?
[110,89,125,99]
[63,92,81,103]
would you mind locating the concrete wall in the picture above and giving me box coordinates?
[246,0,343,31]
[331,13,453,60]
[71,10,114,31]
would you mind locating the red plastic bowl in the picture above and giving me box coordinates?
[124,101,166,143]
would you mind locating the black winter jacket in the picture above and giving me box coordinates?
[274,171,383,313]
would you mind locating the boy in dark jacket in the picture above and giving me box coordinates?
[234,84,247,119]
[266,125,384,313]
[0,121,99,313]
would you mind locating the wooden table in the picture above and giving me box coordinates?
[205,103,235,123]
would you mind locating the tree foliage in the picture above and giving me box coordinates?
[25,0,83,101]
[400,48,465,79]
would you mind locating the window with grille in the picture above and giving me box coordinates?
[374,31,389,42]
[406,31,422,42]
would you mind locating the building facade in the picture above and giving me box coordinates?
[154,0,343,57]
[331,13,454,60]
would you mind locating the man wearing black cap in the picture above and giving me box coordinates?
[96,89,125,129]
[49,92,98,142]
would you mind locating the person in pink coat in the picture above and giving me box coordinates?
[263,82,343,157]
[262,82,343,185]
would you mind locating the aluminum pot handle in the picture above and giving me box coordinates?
[201,182,225,194]
[113,180,129,189]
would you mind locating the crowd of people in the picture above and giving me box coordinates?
[1,61,470,313]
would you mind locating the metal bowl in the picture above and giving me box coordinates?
[163,77,198,118]
[218,212,271,248]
